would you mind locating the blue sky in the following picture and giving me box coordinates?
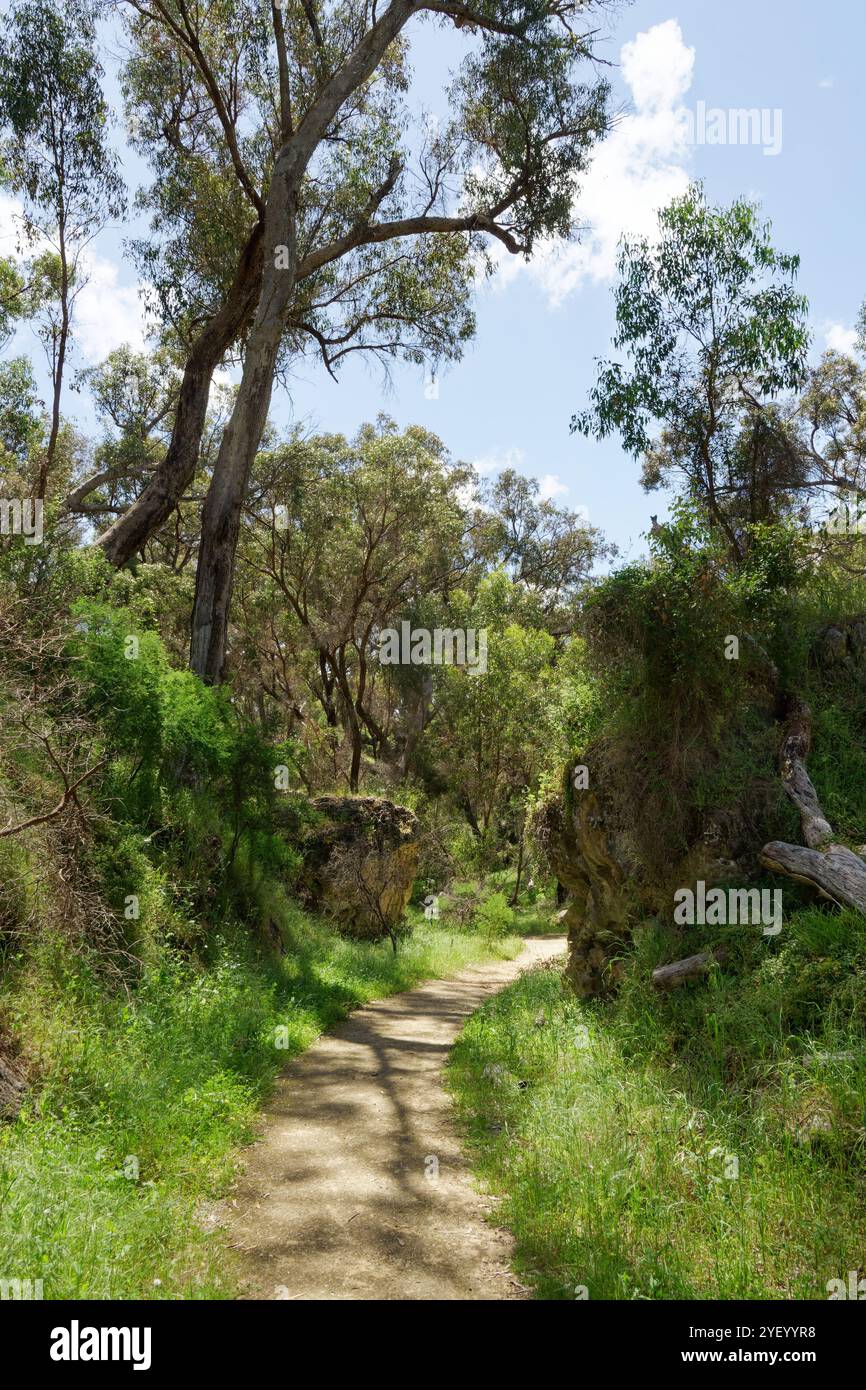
[2,0,864,563]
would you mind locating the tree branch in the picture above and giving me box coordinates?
[0,758,107,839]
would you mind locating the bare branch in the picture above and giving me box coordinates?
[0,759,107,839]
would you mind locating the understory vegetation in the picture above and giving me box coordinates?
[0,556,559,1297]
[445,202,866,1296]
[1,831,530,1298]
[1,0,865,1307]
[450,894,866,1300]
[448,555,866,1299]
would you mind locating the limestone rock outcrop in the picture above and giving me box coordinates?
[299,796,419,941]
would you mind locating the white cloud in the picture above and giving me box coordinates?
[472,445,526,476]
[471,452,577,507]
[818,77,835,89]
[74,252,149,362]
[620,17,695,113]
[489,19,695,305]
[823,321,858,355]
[538,472,568,501]
[0,190,149,363]
[0,190,44,259]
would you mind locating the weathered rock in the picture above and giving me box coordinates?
[533,782,633,997]
[537,615,866,997]
[815,625,848,666]
[533,757,756,998]
[812,615,866,668]
[299,796,419,941]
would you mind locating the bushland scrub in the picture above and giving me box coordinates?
[1,92,865,1309]
[448,513,866,1300]
[0,569,534,1298]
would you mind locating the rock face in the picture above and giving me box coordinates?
[299,796,419,941]
[813,617,866,669]
[534,781,634,998]
[536,614,866,998]
[534,757,763,999]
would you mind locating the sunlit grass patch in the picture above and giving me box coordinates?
[0,911,522,1299]
[448,959,866,1300]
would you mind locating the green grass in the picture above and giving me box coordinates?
[448,932,866,1301]
[0,906,524,1300]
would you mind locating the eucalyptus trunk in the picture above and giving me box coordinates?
[189,195,298,682]
[188,0,416,682]
[97,225,263,567]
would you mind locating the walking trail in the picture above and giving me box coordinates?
[226,934,566,1300]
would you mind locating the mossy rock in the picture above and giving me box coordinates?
[298,796,419,941]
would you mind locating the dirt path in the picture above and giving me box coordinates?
[226,935,566,1300]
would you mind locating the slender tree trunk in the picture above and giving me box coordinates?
[96,224,263,567]
[189,200,297,682]
[347,720,363,792]
[187,0,415,681]
[334,650,364,792]
[400,673,433,778]
[460,797,481,839]
[38,236,69,501]
[510,825,525,906]
[317,650,339,726]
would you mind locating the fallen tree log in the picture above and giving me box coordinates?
[775,695,833,848]
[652,947,727,990]
[759,695,866,911]
[760,841,866,911]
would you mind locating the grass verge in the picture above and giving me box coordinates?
[0,908,523,1300]
[448,938,866,1300]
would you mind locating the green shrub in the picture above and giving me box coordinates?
[474,891,515,938]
